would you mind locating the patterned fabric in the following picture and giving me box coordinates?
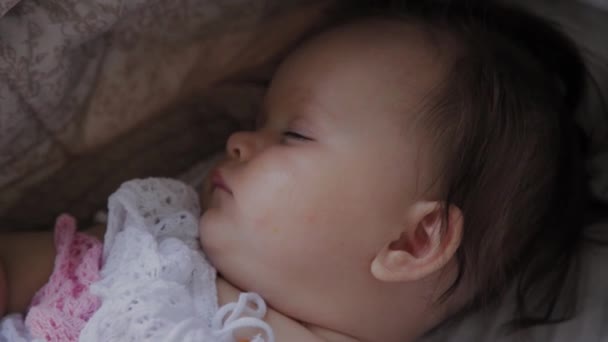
[0,178,274,341]
[80,178,273,341]
[0,0,327,231]
[25,215,103,342]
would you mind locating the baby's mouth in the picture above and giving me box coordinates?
[211,169,233,195]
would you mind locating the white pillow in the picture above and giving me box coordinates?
[419,221,608,342]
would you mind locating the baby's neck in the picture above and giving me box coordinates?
[216,277,360,342]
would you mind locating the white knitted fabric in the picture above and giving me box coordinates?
[0,314,41,342]
[78,178,273,342]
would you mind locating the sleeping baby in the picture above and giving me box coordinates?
[0,0,591,341]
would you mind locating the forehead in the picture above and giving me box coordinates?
[265,19,448,129]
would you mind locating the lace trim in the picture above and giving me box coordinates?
[212,293,274,342]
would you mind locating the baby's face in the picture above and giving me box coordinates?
[200,21,443,321]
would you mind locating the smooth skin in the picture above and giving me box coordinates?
[0,19,466,342]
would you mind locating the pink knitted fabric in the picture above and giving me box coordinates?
[24,214,103,342]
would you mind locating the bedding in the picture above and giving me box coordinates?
[0,0,330,231]
[420,220,608,342]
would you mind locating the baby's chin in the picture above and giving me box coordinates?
[201,242,250,293]
[198,214,233,270]
[198,215,216,254]
[197,233,263,295]
[197,215,286,303]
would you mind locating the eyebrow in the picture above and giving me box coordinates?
[262,87,337,128]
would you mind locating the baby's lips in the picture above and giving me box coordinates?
[211,168,233,195]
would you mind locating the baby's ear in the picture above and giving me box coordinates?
[371,202,463,282]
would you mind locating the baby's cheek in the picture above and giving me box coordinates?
[248,209,293,239]
[249,211,273,232]
[240,179,292,230]
[199,208,234,257]
[304,213,319,226]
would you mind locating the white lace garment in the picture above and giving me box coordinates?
[2,178,274,342]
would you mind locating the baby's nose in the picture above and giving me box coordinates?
[226,131,261,161]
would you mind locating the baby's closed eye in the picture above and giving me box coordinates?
[282,131,313,142]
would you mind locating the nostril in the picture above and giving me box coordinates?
[226,133,243,159]
[226,130,257,161]
[230,146,241,158]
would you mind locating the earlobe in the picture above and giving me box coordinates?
[371,202,463,283]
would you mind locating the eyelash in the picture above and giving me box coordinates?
[282,131,312,142]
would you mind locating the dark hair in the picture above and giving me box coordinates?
[323,0,591,332]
